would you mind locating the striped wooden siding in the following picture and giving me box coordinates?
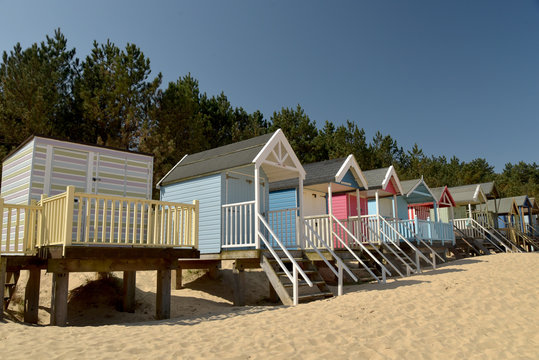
[160,173,222,254]
[96,154,150,198]
[385,178,398,195]
[50,147,89,196]
[1,140,34,205]
[27,138,153,201]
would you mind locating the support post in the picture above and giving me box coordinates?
[415,252,421,274]
[156,269,171,320]
[468,203,472,219]
[50,272,69,326]
[433,201,439,222]
[376,191,381,243]
[122,271,136,313]
[232,262,245,306]
[0,257,6,318]
[356,189,361,239]
[292,265,298,306]
[337,260,343,296]
[431,249,437,269]
[254,166,260,249]
[64,186,75,251]
[327,183,333,248]
[298,177,304,249]
[393,194,398,219]
[24,267,41,324]
[173,268,183,290]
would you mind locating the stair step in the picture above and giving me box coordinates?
[282,280,325,288]
[268,257,306,263]
[298,291,333,302]
[276,269,317,276]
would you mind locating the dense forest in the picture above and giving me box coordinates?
[1,30,537,199]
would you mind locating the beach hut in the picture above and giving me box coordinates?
[1,135,153,205]
[449,184,516,253]
[1,136,199,325]
[157,130,345,305]
[268,156,393,283]
[522,197,539,236]
[395,178,455,245]
[429,186,457,222]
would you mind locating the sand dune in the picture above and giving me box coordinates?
[1,253,538,359]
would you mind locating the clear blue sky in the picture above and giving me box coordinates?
[1,0,538,171]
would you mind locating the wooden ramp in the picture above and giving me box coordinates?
[261,251,333,306]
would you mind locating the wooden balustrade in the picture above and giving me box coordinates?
[1,186,199,255]
[0,199,42,255]
[221,200,256,248]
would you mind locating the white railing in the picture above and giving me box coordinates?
[257,214,313,305]
[0,199,42,255]
[304,215,331,248]
[453,217,512,253]
[330,215,391,283]
[267,207,299,249]
[221,200,256,248]
[302,221,357,295]
[393,219,455,245]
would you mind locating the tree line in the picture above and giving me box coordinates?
[1,30,537,200]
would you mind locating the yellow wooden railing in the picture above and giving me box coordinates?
[0,199,42,255]
[1,186,199,255]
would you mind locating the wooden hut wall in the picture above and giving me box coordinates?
[1,139,34,205]
[161,173,222,254]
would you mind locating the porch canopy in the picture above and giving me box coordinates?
[362,165,403,219]
[400,178,437,205]
[270,154,367,193]
[157,129,305,187]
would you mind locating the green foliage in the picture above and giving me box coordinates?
[77,40,162,150]
[269,105,319,163]
[0,29,79,156]
[0,30,536,200]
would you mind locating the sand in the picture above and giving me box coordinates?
[1,253,538,359]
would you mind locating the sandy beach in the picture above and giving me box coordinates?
[1,253,538,359]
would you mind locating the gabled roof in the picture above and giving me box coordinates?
[512,195,532,208]
[157,129,305,187]
[447,183,487,205]
[478,182,499,199]
[363,165,403,195]
[269,155,367,192]
[523,198,539,215]
[431,186,456,207]
[484,197,520,215]
[399,177,436,204]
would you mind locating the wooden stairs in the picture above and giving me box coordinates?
[336,250,383,283]
[2,270,20,310]
[261,251,334,306]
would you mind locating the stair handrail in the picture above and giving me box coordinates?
[358,215,414,275]
[257,214,313,291]
[484,221,526,252]
[348,216,406,277]
[330,214,391,283]
[452,225,483,255]
[303,220,358,294]
[377,215,435,267]
[398,220,446,264]
[466,218,512,253]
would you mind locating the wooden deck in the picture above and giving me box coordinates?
[1,186,201,326]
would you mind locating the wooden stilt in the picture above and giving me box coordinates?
[24,267,41,324]
[0,257,6,317]
[207,264,219,279]
[156,269,171,320]
[232,263,245,306]
[173,268,183,290]
[122,271,136,313]
[50,272,69,326]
